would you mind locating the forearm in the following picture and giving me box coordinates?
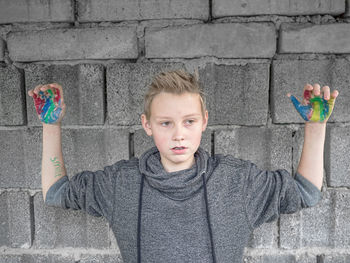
[297,122,326,190]
[42,123,67,202]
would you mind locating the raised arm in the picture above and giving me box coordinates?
[28,83,67,201]
[288,83,339,190]
[297,122,326,190]
[41,122,67,202]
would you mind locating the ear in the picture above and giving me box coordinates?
[202,110,208,132]
[141,114,153,136]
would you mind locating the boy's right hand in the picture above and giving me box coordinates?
[28,83,66,125]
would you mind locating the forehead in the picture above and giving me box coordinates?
[151,92,202,118]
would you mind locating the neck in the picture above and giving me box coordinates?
[161,156,195,173]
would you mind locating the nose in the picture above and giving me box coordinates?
[172,124,184,141]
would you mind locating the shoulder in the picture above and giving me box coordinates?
[209,154,253,184]
[112,157,139,168]
[208,154,253,191]
[109,157,140,173]
[212,153,251,169]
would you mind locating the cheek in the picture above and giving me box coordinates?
[152,131,169,147]
[194,132,202,145]
[193,126,204,143]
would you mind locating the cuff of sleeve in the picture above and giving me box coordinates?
[45,175,69,207]
[294,172,322,207]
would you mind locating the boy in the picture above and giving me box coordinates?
[28,69,338,263]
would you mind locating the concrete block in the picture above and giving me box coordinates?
[321,254,350,263]
[107,62,184,125]
[0,0,73,24]
[0,129,27,188]
[272,59,350,123]
[133,129,155,158]
[0,66,25,126]
[145,23,276,59]
[1,127,128,189]
[327,124,350,187]
[77,0,209,22]
[213,0,345,17]
[243,254,316,263]
[0,191,32,248]
[247,221,278,249]
[346,0,350,16]
[280,23,350,54]
[333,190,350,248]
[25,64,105,126]
[80,254,123,263]
[8,27,138,62]
[199,63,270,125]
[133,127,212,158]
[296,192,334,248]
[215,127,292,172]
[0,254,75,263]
[292,128,303,175]
[0,38,4,61]
[34,192,110,249]
[22,128,43,189]
[279,211,302,249]
[280,190,333,248]
[59,128,129,182]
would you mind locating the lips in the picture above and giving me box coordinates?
[171,146,187,154]
[172,146,186,150]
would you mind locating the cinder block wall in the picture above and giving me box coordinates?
[1,0,350,262]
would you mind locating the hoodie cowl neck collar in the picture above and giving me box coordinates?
[139,146,210,201]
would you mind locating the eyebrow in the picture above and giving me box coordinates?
[154,113,201,119]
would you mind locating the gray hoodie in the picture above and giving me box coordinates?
[45,146,321,263]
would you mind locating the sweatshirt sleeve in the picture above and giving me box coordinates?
[244,162,321,229]
[44,164,116,222]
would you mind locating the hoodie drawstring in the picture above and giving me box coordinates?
[137,174,145,263]
[137,173,217,263]
[202,173,217,263]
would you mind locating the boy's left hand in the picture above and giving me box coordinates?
[287,83,339,123]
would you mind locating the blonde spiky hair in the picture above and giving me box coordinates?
[144,69,206,120]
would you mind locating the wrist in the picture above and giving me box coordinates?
[304,121,326,139]
[43,122,62,134]
[305,121,326,129]
[43,122,61,128]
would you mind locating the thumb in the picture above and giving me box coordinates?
[288,94,312,121]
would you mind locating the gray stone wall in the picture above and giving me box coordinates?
[0,0,349,262]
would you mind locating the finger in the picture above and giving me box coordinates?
[321,86,330,100]
[289,94,302,107]
[303,84,313,104]
[303,83,313,92]
[33,85,43,95]
[38,84,60,100]
[49,83,62,91]
[28,89,34,97]
[40,84,51,92]
[48,83,63,96]
[331,89,339,99]
[289,94,312,121]
[313,83,321,96]
[327,90,339,108]
[49,83,64,103]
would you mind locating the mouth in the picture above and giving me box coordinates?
[171,146,188,154]
[172,146,187,150]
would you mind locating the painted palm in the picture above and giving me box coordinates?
[33,88,62,124]
[289,89,335,122]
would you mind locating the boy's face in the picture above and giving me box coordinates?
[141,92,208,173]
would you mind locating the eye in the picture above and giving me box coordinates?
[185,119,195,125]
[161,121,170,127]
